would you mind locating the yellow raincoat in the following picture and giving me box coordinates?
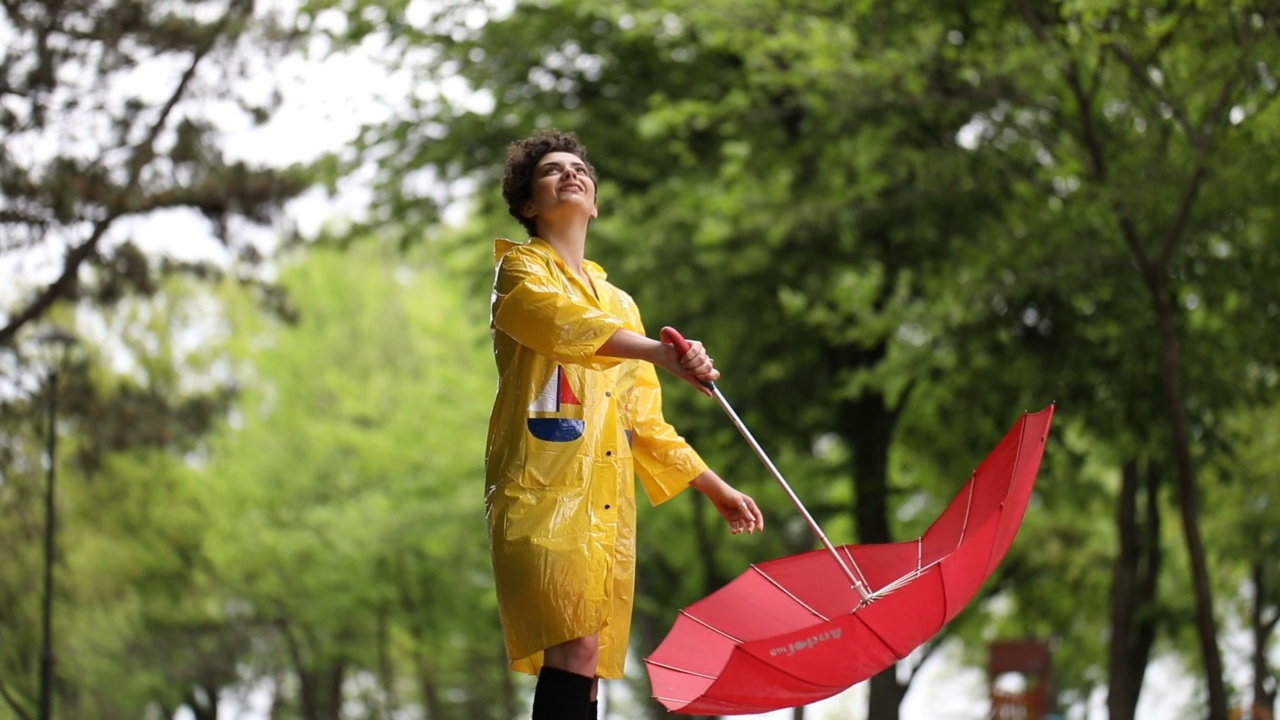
[486,237,707,679]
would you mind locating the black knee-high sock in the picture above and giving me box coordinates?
[531,666,592,720]
[589,699,598,719]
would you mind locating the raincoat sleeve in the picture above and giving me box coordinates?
[493,248,627,367]
[627,359,708,506]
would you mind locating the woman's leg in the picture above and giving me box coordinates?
[532,635,599,719]
[543,634,600,676]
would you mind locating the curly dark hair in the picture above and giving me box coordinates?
[501,129,598,238]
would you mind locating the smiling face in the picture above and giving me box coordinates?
[501,130,599,238]
[521,151,598,231]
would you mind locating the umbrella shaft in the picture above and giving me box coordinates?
[711,387,871,601]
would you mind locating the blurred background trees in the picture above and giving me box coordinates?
[1,1,1278,719]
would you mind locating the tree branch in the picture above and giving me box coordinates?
[1017,0,1051,44]
[0,209,48,226]
[904,636,942,685]
[0,2,243,347]
[0,0,22,24]
[0,679,32,720]
[1156,163,1207,268]
[1060,50,1158,273]
[1063,59,1107,181]
[1203,66,1245,141]
[1106,42,1201,148]
[1264,607,1280,637]
[1088,47,1108,99]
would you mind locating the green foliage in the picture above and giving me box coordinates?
[311,0,1280,717]
[203,238,504,719]
[0,238,506,720]
[0,287,245,720]
[2,0,1278,719]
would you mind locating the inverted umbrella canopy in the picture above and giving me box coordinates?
[644,378,1055,715]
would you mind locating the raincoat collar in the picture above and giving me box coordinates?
[493,237,608,280]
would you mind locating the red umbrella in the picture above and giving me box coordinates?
[646,328,1055,715]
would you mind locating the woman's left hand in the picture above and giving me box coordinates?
[690,471,764,535]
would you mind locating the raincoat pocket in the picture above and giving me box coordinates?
[503,481,594,543]
[518,437,589,490]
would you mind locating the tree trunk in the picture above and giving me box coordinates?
[1251,563,1279,720]
[845,390,894,548]
[280,623,346,720]
[297,662,345,720]
[416,651,446,720]
[1107,458,1162,720]
[268,670,284,720]
[187,682,220,720]
[377,610,396,718]
[1147,271,1228,720]
[841,384,906,720]
[867,672,909,720]
[499,641,519,720]
[464,643,497,720]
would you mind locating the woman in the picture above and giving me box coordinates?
[485,129,765,719]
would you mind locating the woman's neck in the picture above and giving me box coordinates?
[538,219,591,280]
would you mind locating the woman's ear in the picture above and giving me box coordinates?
[522,201,537,219]
[591,204,599,219]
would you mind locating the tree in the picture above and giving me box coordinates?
[204,237,505,720]
[954,4,1280,717]
[0,282,247,720]
[0,0,310,346]
[300,1,1043,716]
[1209,403,1280,720]
[298,0,1280,718]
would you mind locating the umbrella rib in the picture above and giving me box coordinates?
[708,384,871,600]
[651,688,777,713]
[841,545,873,592]
[984,415,1030,575]
[646,659,718,680]
[1006,415,1029,495]
[680,609,746,644]
[751,565,831,622]
[957,471,976,549]
[865,560,943,602]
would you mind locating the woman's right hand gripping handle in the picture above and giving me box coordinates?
[660,326,718,396]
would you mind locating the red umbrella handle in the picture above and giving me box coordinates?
[659,326,870,599]
[660,326,716,390]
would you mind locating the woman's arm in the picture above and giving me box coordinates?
[690,470,765,535]
[598,328,719,396]
[492,250,626,367]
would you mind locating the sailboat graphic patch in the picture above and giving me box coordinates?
[527,366,585,442]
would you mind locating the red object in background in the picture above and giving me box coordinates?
[645,405,1056,715]
[989,640,1053,719]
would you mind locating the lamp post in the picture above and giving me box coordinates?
[33,326,77,720]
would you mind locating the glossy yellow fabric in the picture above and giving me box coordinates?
[486,237,707,679]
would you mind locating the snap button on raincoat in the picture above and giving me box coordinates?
[486,237,708,679]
